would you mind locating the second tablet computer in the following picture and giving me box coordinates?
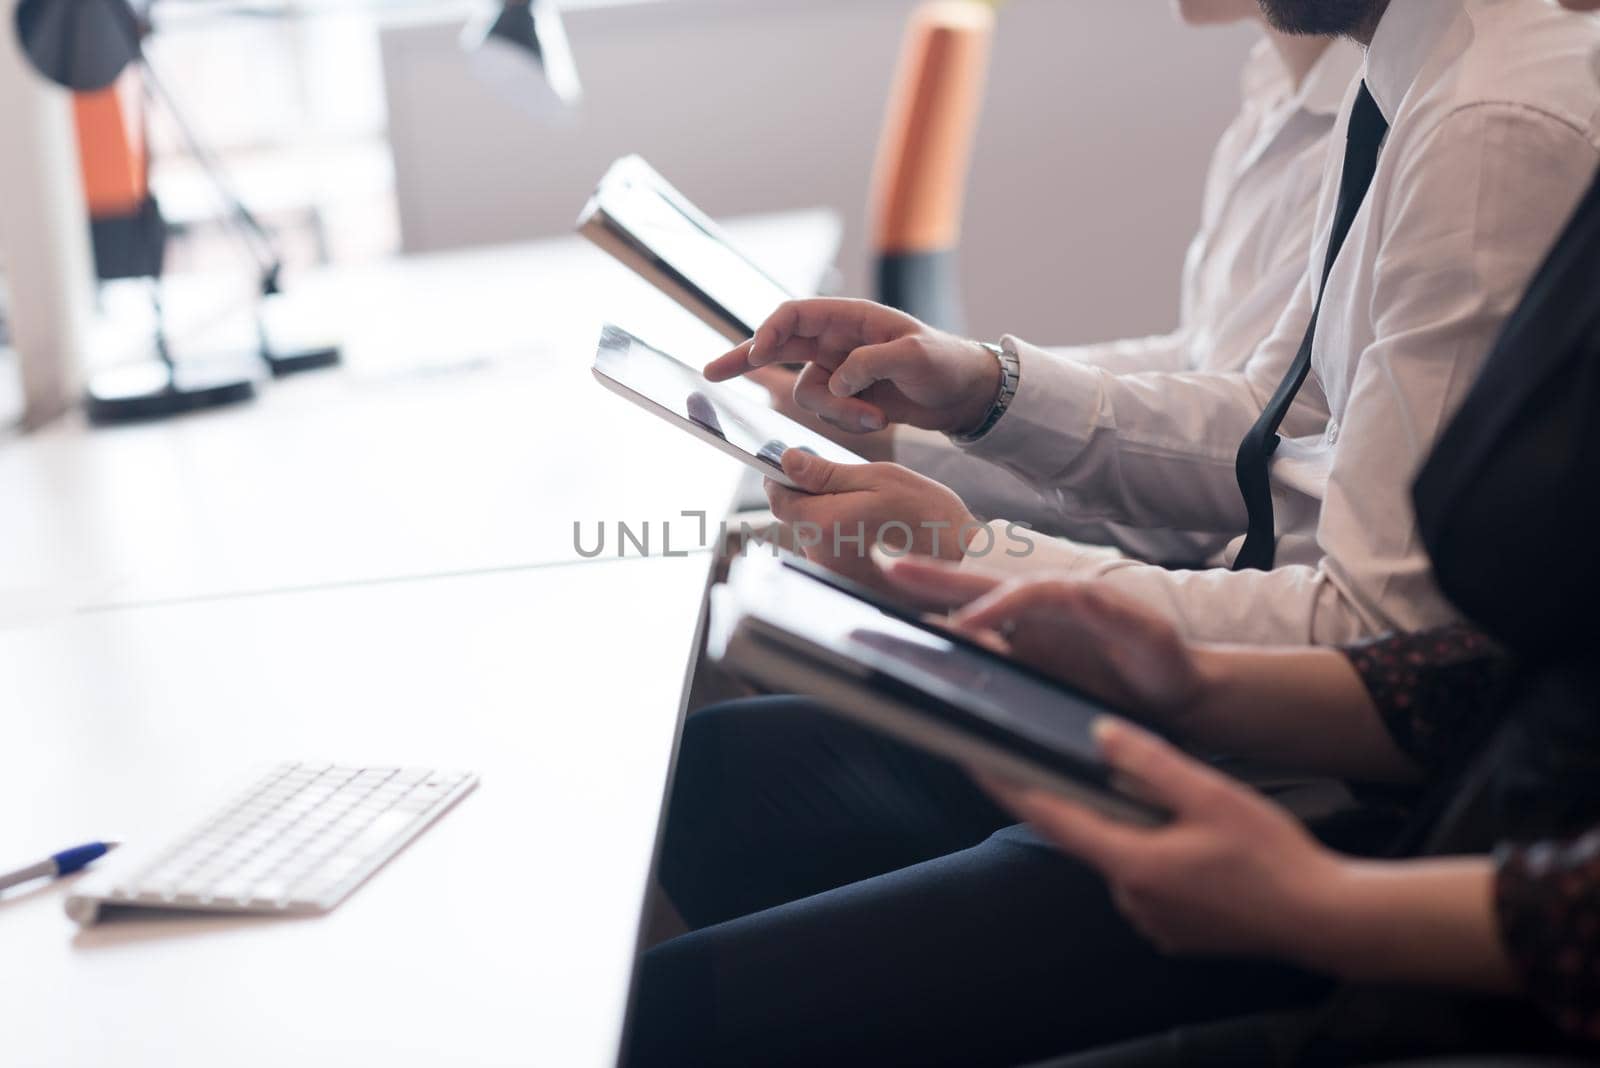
[593,324,866,491]
[578,156,797,343]
[709,551,1169,827]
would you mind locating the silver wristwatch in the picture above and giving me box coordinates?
[949,340,1021,445]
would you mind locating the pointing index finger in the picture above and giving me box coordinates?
[704,340,758,382]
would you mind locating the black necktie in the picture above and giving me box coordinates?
[1232,82,1390,572]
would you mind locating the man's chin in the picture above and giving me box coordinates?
[1256,0,1382,36]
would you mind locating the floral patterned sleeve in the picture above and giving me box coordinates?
[1344,629,1600,1039]
[1496,832,1600,1042]
[1340,624,1513,771]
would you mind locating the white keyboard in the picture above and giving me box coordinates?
[65,763,478,925]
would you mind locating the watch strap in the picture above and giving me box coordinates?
[949,341,1020,444]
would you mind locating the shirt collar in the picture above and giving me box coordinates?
[1241,37,1364,120]
[1304,40,1367,118]
[1240,38,1291,106]
[1364,0,1461,123]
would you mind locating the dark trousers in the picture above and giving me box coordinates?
[1027,1003,1590,1067]
[1031,1011,1595,1068]
[626,698,1331,1067]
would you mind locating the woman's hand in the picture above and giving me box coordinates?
[985,718,1347,964]
[704,298,1001,436]
[878,556,1420,784]
[987,720,1520,994]
[880,556,1207,732]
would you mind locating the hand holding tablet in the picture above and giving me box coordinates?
[592,324,867,491]
[707,550,1172,826]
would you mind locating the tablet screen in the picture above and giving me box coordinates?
[597,162,793,337]
[594,325,864,475]
[738,554,1108,766]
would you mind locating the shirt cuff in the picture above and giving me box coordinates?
[1339,626,1510,771]
[1053,331,1191,376]
[957,520,1129,579]
[1495,833,1600,1042]
[957,336,1104,479]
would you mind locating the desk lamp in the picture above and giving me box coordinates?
[12,0,582,425]
[13,0,349,422]
[466,0,582,114]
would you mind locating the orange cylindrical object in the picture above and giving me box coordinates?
[870,1,995,255]
[74,72,148,219]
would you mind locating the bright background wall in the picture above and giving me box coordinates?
[382,0,1260,346]
[0,0,1263,428]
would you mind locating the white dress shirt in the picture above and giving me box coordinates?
[958,0,1600,646]
[894,38,1363,560]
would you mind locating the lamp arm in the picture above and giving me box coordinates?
[137,57,285,295]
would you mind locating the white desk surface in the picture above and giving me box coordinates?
[0,210,840,1067]
[11,210,840,615]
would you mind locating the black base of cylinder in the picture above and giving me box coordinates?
[876,249,965,334]
[90,196,169,282]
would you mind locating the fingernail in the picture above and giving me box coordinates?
[1091,717,1119,751]
[870,545,900,570]
[860,411,886,432]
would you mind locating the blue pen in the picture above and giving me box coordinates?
[0,842,120,893]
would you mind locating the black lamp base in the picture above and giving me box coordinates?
[264,343,342,377]
[85,358,258,426]
[258,296,343,377]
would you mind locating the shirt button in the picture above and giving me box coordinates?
[1326,420,1340,445]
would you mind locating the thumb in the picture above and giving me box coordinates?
[780,448,867,495]
[1094,718,1229,816]
[831,337,924,399]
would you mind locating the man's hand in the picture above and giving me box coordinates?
[705,298,1001,436]
[747,366,897,462]
[764,449,983,585]
[878,556,1205,733]
[982,719,1347,965]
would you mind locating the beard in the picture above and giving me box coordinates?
[1256,0,1385,35]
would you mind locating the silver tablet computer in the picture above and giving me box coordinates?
[578,156,795,343]
[709,551,1169,827]
[592,324,865,491]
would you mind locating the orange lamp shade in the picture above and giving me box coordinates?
[870,1,996,256]
[73,72,148,220]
